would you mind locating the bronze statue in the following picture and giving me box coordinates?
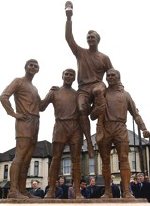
[65,1,113,157]
[0,59,41,199]
[40,69,83,199]
[97,68,150,198]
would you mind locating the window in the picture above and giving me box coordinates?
[27,165,30,176]
[34,161,39,176]
[132,160,136,170]
[63,158,71,175]
[89,158,95,175]
[131,152,136,170]
[4,164,8,179]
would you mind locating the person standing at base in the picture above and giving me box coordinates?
[111,178,120,198]
[0,59,41,199]
[40,69,83,199]
[29,180,44,198]
[80,179,90,199]
[55,180,63,199]
[58,176,69,199]
[87,177,101,198]
[96,68,150,198]
[65,1,113,158]
[131,173,150,202]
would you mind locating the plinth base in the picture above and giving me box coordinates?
[0,197,148,205]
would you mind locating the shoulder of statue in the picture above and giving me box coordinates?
[9,77,24,89]
[50,86,60,91]
[12,77,22,83]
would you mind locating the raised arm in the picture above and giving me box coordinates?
[65,1,79,56]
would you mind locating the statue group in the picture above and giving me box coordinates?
[0,1,150,200]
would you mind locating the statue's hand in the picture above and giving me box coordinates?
[50,86,59,91]
[143,130,150,138]
[14,113,28,121]
[66,9,73,20]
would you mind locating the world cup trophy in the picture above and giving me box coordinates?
[65,1,73,19]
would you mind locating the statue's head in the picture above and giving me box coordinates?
[62,68,76,85]
[87,30,100,46]
[106,68,121,86]
[25,59,39,74]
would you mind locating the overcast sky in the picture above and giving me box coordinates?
[0,0,150,152]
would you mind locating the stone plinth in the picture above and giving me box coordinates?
[0,198,148,205]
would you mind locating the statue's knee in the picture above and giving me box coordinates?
[72,157,80,164]
[102,156,110,166]
[92,87,102,96]
[119,154,130,169]
[102,163,110,172]
[12,158,22,165]
[120,154,128,162]
[120,162,130,170]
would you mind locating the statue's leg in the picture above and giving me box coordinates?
[116,141,134,198]
[45,142,65,198]
[70,143,82,199]
[8,137,29,199]
[98,140,112,198]
[78,92,94,158]
[91,83,106,143]
[19,137,38,198]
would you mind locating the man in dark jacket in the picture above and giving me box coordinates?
[80,179,90,198]
[55,180,63,199]
[58,176,69,199]
[29,180,44,198]
[131,173,150,202]
[111,179,120,198]
[87,177,101,198]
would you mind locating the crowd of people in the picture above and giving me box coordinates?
[44,176,120,199]
[44,174,150,201]
[130,173,150,202]
[1,173,150,201]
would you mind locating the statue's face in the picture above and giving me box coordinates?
[26,61,39,75]
[62,70,75,85]
[106,70,119,86]
[87,33,98,47]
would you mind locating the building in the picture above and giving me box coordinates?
[0,130,149,198]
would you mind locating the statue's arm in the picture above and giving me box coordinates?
[40,86,59,111]
[127,92,150,137]
[0,79,20,118]
[104,55,113,72]
[107,56,113,70]
[0,94,16,117]
[65,3,79,56]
